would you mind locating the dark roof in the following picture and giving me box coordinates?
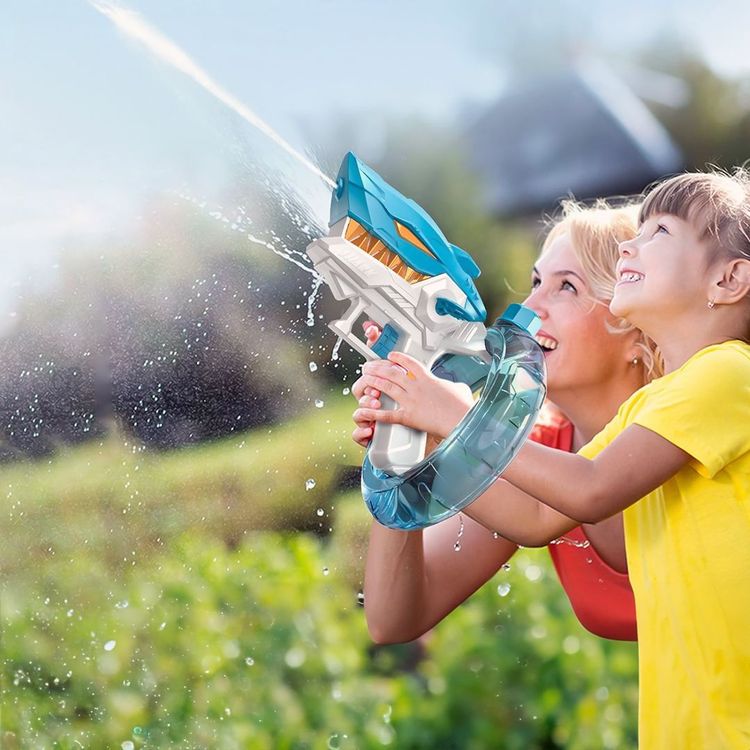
[464,62,684,215]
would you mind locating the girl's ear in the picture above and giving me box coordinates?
[714,258,750,304]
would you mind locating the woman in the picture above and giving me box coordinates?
[351,199,658,644]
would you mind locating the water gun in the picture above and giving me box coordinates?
[305,152,490,474]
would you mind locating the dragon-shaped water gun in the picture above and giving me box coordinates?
[306,153,546,528]
[307,153,491,473]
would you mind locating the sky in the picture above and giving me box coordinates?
[2,0,750,318]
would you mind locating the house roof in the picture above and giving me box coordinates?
[464,62,684,215]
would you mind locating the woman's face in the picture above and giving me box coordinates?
[523,233,635,397]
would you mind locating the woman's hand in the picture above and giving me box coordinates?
[351,321,382,446]
[353,351,474,439]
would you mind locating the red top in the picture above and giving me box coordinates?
[530,411,637,641]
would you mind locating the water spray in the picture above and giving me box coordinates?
[89,1,548,529]
[89,0,336,191]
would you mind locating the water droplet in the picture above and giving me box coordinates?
[104,640,116,651]
[245,656,255,666]
[342,387,350,395]
[524,564,542,582]
[285,647,306,668]
[501,563,511,572]
[322,567,330,576]
[115,600,129,609]
[356,591,365,605]
[550,536,591,549]
[306,478,317,491]
[308,362,318,372]
[316,507,324,516]
[315,399,324,408]
[121,742,135,750]
[328,733,345,749]
[453,514,465,551]
[497,583,511,597]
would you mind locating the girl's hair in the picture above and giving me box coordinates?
[640,166,750,264]
[542,198,663,380]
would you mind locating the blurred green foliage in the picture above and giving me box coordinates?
[2,530,638,749]
[2,411,638,749]
[2,531,638,750]
[2,398,357,576]
[639,46,750,170]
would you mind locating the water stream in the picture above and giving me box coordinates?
[89,0,336,191]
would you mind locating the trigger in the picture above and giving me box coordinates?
[371,324,401,359]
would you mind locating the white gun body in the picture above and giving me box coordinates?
[306,218,487,475]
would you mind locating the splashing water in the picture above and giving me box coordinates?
[89,0,335,191]
[89,0,352,388]
[453,513,465,552]
[549,536,591,549]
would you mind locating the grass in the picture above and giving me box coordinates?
[2,398,363,576]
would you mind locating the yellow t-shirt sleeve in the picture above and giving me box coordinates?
[577,413,623,460]
[632,345,750,478]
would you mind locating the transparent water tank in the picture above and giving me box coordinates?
[361,304,546,530]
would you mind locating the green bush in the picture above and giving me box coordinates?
[3,533,390,749]
[2,529,638,749]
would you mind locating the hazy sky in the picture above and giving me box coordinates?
[2,0,750,316]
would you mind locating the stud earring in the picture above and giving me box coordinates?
[708,299,716,309]
[631,356,640,366]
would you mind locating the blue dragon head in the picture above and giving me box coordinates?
[329,152,486,323]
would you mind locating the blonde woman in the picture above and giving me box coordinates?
[352,200,656,644]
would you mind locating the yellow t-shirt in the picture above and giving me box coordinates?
[579,340,750,749]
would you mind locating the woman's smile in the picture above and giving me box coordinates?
[535,331,559,354]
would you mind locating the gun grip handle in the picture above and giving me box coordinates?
[368,394,427,475]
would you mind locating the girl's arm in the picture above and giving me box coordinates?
[402,426,691,545]
[501,426,691,523]
[354,354,692,543]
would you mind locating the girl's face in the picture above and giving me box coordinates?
[611,213,711,330]
[523,233,635,397]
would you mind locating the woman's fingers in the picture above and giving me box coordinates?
[352,377,381,400]
[352,424,374,446]
[353,407,401,425]
[351,377,367,400]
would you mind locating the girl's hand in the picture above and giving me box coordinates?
[353,351,474,439]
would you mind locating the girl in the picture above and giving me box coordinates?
[355,169,750,747]
[354,199,651,646]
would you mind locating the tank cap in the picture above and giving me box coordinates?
[500,303,541,336]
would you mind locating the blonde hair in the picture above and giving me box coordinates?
[640,167,750,264]
[542,199,663,380]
